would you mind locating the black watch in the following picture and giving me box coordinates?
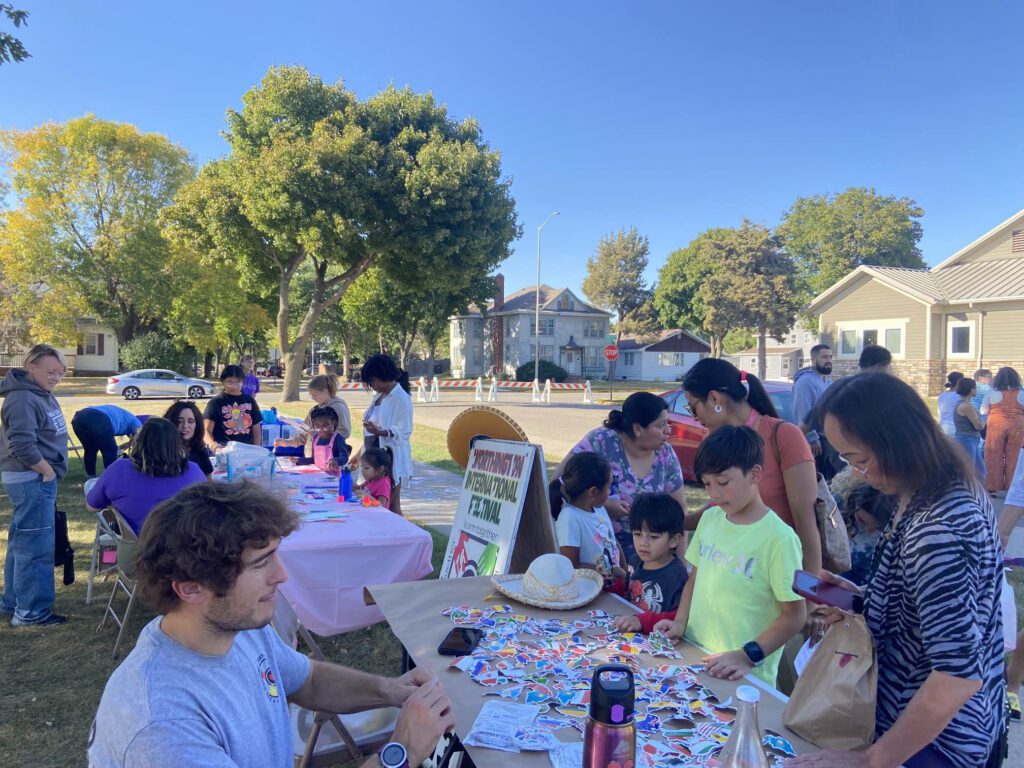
[742,641,766,667]
[379,741,409,768]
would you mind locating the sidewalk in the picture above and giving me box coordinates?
[402,461,463,538]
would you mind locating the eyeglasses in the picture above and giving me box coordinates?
[682,399,700,417]
[34,367,65,379]
[838,454,872,476]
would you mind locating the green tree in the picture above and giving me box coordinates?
[0,116,195,344]
[582,227,653,378]
[120,332,193,373]
[655,223,800,370]
[0,4,29,65]
[163,66,519,401]
[697,222,800,378]
[723,328,755,355]
[778,187,925,301]
[654,228,733,355]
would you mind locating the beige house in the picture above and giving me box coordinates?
[806,209,1024,395]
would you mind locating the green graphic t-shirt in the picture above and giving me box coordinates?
[684,506,803,685]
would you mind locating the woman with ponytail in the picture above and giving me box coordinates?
[557,391,689,561]
[682,358,821,572]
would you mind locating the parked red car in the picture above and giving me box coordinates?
[660,382,796,482]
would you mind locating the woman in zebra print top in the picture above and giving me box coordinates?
[788,373,1006,768]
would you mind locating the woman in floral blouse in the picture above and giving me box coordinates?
[558,392,690,560]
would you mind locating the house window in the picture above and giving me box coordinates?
[504,319,514,337]
[539,345,554,362]
[558,295,572,311]
[947,320,975,358]
[623,352,637,366]
[84,333,98,355]
[885,328,902,355]
[472,347,482,367]
[530,317,555,336]
[835,319,908,359]
[658,353,684,366]
[840,330,857,356]
[804,332,815,344]
[583,320,603,338]
[584,347,602,367]
[782,356,790,371]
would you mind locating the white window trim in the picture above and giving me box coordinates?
[946,319,976,359]
[834,318,908,359]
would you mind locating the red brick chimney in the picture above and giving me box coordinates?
[491,274,504,375]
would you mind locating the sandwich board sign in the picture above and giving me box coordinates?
[440,438,556,578]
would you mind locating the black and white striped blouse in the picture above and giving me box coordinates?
[864,483,1006,767]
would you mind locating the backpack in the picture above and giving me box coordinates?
[54,508,75,585]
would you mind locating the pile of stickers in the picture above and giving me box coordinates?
[442,604,798,768]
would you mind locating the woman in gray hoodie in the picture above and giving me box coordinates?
[0,344,69,626]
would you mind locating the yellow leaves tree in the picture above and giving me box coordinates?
[0,115,195,346]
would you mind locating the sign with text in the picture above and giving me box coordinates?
[440,439,555,579]
[604,344,620,362]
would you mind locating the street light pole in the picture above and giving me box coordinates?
[535,211,560,385]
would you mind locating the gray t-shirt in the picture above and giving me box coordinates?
[88,618,310,767]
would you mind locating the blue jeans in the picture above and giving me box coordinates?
[1,477,58,623]
[954,434,986,482]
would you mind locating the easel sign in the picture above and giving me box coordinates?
[440,439,555,579]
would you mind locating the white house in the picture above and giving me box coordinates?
[0,318,120,375]
[449,277,613,379]
[614,329,711,381]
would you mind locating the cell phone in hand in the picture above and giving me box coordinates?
[792,569,864,613]
[437,627,483,656]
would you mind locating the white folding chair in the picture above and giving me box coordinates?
[96,508,142,659]
[271,596,398,767]
[85,507,119,605]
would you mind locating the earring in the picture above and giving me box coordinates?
[714,404,723,413]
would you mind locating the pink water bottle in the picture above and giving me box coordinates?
[583,664,636,768]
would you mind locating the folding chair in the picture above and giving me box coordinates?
[271,596,399,767]
[96,508,141,659]
[85,507,119,605]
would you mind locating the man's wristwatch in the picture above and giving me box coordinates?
[379,741,409,768]
[742,641,766,667]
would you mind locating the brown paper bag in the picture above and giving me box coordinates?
[782,613,876,750]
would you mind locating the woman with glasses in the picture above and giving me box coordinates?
[789,372,1006,768]
[682,358,821,572]
[0,344,69,627]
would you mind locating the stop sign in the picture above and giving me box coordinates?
[603,344,619,362]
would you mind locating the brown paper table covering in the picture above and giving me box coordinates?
[367,576,818,766]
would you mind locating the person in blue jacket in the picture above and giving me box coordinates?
[71,405,142,478]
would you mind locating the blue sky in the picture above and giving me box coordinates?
[3,1,1023,299]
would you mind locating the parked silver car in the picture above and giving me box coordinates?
[106,369,217,400]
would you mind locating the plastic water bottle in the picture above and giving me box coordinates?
[337,468,353,502]
[718,685,769,768]
[583,664,635,768]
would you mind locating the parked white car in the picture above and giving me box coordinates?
[106,369,217,400]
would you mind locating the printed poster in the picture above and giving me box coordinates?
[440,439,538,579]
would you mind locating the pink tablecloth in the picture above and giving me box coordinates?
[278,508,434,636]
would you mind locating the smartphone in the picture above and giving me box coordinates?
[792,569,864,613]
[437,627,484,656]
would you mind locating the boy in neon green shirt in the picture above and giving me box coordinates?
[655,425,805,686]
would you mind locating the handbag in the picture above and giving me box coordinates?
[783,612,877,749]
[54,508,75,586]
[770,421,852,573]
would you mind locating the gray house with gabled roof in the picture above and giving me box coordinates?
[806,209,1024,395]
[449,276,612,379]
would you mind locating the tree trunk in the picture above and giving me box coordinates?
[757,325,767,380]
[425,338,437,381]
[203,350,214,379]
[710,335,723,359]
[341,338,350,380]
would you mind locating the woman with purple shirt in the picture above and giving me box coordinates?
[557,392,690,560]
[240,355,261,398]
[86,417,206,534]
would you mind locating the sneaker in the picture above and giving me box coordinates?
[10,613,67,627]
[1009,691,1021,722]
